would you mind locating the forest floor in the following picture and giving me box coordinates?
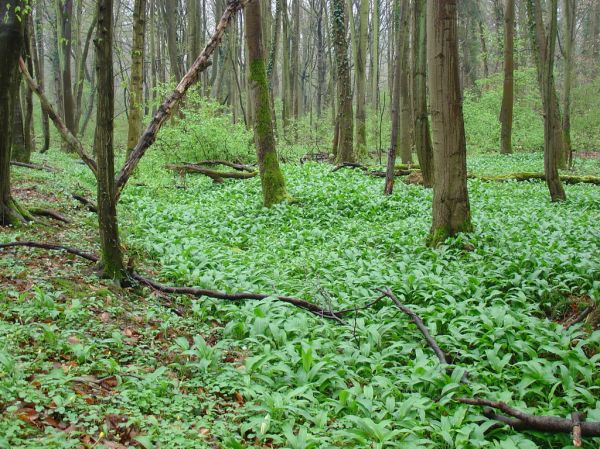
[1,151,599,449]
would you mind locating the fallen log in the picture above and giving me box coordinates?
[166,164,257,183]
[331,162,369,172]
[10,161,60,173]
[368,169,416,177]
[473,172,600,185]
[191,160,255,172]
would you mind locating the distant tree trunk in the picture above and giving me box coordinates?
[478,20,490,78]
[59,0,76,136]
[526,0,566,201]
[95,0,126,280]
[331,0,355,163]
[499,0,514,155]
[398,0,412,164]
[562,0,575,167]
[33,5,50,153]
[23,19,35,158]
[0,0,30,226]
[355,0,368,158]
[149,0,157,112]
[11,86,28,163]
[291,0,300,136]
[73,11,97,135]
[281,0,290,130]
[427,0,472,246]
[244,0,288,207]
[385,0,402,195]
[164,0,182,80]
[316,0,326,118]
[371,0,380,111]
[413,0,433,187]
[126,0,147,157]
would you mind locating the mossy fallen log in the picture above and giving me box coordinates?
[472,172,600,185]
[166,163,257,183]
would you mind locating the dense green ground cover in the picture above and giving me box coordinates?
[1,151,599,448]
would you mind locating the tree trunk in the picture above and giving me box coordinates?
[413,0,433,187]
[499,0,514,155]
[371,0,380,111]
[281,0,290,131]
[562,0,575,167]
[95,0,126,280]
[12,85,29,163]
[126,0,147,157]
[291,0,300,138]
[59,0,77,136]
[427,0,472,246]
[33,5,50,153]
[385,0,402,195]
[526,0,566,201]
[244,0,288,207]
[355,0,368,158]
[0,0,29,226]
[331,0,355,163]
[399,0,412,164]
[164,0,182,80]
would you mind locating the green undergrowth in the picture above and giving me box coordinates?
[1,151,599,448]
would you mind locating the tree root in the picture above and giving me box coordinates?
[166,164,257,183]
[456,398,600,438]
[30,208,71,224]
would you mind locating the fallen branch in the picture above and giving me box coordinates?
[0,241,343,321]
[10,161,59,173]
[368,169,416,178]
[457,397,600,437]
[331,162,369,172]
[192,160,255,172]
[72,194,98,213]
[115,0,251,198]
[18,58,98,176]
[166,164,257,183]
[300,152,330,164]
[29,208,71,224]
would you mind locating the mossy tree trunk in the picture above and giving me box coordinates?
[499,0,514,155]
[95,0,126,280]
[331,0,354,163]
[0,0,30,226]
[413,0,434,187]
[245,0,288,208]
[427,0,472,246]
[526,0,566,201]
[126,0,147,157]
[354,0,369,159]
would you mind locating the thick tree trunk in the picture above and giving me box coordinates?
[95,0,126,280]
[244,0,288,207]
[126,0,147,157]
[164,0,182,80]
[427,0,472,246]
[0,0,29,226]
[413,0,433,187]
[526,0,566,201]
[331,0,354,163]
[355,0,369,158]
[499,0,514,155]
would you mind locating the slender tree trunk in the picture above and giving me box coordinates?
[12,86,28,163]
[499,0,514,155]
[355,0,368,158]
[0,0,30,225]
[74,11,97,135]
[281,0,290,131]
[316,0,326,118]
[399,0,412,164]
[331,0,355,163]
[371,0,380,111]
[413,0,433,187]
[385,0,401,195]
[95,0,126,279]
[126,0,147,157]
[291,0,300,137]
[164,0,182,80]
[478,20,490,78]
[562,0,575,167]
[245,0,288,207]
[427,0,472,246]
[33,5,50,153]
[59,0,76,136]
[23,19,35,158]
[526,0,566,200]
